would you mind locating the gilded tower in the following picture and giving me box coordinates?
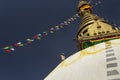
[76,0,120,50]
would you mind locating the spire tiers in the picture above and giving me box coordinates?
[76,0,120,50]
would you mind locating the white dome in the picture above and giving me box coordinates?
[44,39,120,80]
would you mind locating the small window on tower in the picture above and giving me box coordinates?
[83,29,88,34]
[87,33,89,36]
[94,33,97,35]
[97,26,101,28]
[98,32,101,34]
[102,32,105,33]
[107,31,110,33]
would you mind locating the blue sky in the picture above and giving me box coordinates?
[0,0,120,80]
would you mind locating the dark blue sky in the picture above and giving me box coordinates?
[0,0,120,80]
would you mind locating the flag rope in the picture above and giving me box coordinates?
[0,13,80,54]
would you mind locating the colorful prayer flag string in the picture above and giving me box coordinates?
[0,13,80,54]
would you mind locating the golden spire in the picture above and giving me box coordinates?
[76,0,120,50]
